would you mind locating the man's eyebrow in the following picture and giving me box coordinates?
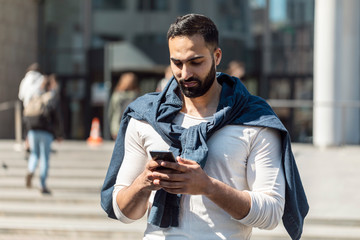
[170,56,205,63]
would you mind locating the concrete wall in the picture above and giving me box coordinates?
[0,0,38,138]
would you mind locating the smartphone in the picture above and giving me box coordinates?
[150,151,177,170]
[150,151,176,162]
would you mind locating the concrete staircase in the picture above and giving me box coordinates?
[2,141,360,239]
[0,141,146,240]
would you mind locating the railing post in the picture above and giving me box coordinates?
[341,103,346,146]
[15,100,22,144]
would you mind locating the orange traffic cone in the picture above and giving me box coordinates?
[87,117,103,146]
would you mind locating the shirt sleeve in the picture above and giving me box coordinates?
[238,127,285,230]
[112,117,149,222]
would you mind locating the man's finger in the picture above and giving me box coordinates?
[177,157,198,165]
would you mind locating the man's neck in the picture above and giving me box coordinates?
[181,81,222,118]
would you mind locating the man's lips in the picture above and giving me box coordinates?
[182,81,198,88]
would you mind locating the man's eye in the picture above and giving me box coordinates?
[174,62,182,67]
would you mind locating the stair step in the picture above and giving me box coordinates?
[2,160,110,170]
[252,222,360,240]
[0,176,104,189]
[0,188,99,204]
[2,169,107,178]
[0,201,104,219]
[0,216,146,240]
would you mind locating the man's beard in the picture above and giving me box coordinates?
[177,60,216,98]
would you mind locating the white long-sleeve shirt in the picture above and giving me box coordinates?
[113,112,285,240]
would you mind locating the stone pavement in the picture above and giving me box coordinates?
[1,140,360,239]
[253,144,360,240]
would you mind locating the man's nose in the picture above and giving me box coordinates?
[181,65,193,80]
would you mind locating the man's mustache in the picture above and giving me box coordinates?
[179,77,201,84]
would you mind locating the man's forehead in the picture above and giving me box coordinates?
[168,35,211,60]
[168,34,207,48]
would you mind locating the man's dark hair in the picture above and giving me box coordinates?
[167,14,219,49]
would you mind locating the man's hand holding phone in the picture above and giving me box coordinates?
[149,153,212,196]
[150,150,177,170]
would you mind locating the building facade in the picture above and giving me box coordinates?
[35,0,317,141]
[1,0,359,145]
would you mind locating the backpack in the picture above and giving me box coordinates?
[23,91,56,129]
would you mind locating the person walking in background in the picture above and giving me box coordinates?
[101,14,308,239]
[226,60,246,80]
[18,63,45,156]
[108,72,139,140]
[24,74,63,194]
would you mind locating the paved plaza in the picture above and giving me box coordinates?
[0,140,360,239]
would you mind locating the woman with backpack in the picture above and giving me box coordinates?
[24,74,63,194]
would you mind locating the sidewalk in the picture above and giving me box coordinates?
[1,140,360,239]
[254,143,360,239]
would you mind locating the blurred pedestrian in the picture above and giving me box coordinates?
[108,72,139,140]
[18,63,45,158]
[24,74,63,194]
[226,60,246,79]
[156,65,173,92]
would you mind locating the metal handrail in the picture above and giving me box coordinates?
[267,99,313,108]
[267,99,360,145]
[267,99,360,108]
[0,100,16,111]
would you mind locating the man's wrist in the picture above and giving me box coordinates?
[133,174,153,197]
[203,176,218,198]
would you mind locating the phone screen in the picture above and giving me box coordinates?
[150,151,176,162]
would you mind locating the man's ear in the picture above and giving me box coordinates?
[214,48,222,66]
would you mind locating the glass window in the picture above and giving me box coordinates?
[134,33,166,46]
[269,78,291,99]
[250,0,266,9]
[91,35,123,48]
[133,33,168,64]
[137,0,169,11]
[92,0,126,10]
[270,0,287,23]
[177,0,191,13]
